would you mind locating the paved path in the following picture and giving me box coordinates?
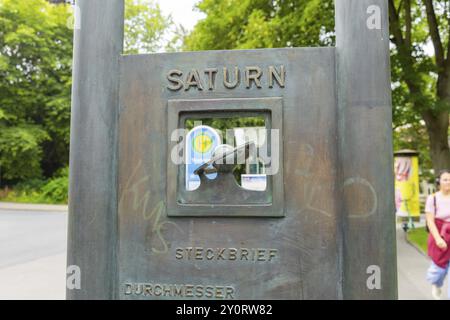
[0,203,446,299]
[396,216,448,300]
[0,205,67,300]
[0,201,67,213]
[396,225,434,300]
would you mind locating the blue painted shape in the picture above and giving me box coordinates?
[185,125,222,191]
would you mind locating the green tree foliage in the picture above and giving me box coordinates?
[183,0,335,149]
[2,166,69,204]
[124,0,171,54]
[389,0,450,175]
[0,124,49,180]
[186,116,265,134]
[40,166,68,203]
[0,0,171,188]
[0,0,72,183]
[184,0,334,51]
[393,124,434,181]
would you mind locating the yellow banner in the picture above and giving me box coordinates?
[394,156,420,217]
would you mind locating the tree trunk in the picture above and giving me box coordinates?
[422,109,450,174]
[389,0,450,176]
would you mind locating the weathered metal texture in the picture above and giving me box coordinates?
[336,0,397,299]
[67,0,124,299]
[118,49,340,299]
[68,0,397,300]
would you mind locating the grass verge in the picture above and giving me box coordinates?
[406,226,428,254]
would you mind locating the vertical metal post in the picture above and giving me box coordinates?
[67,0,124,299]
[335,0,397,299]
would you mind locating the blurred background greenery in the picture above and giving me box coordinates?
[0,0,171,203]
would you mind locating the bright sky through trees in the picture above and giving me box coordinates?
[158,0,204,31]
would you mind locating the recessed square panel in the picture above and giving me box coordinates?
[118,48,340,300]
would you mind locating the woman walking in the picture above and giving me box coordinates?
[425,170,450,300]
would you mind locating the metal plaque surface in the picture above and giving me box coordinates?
[118,48,339,299]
